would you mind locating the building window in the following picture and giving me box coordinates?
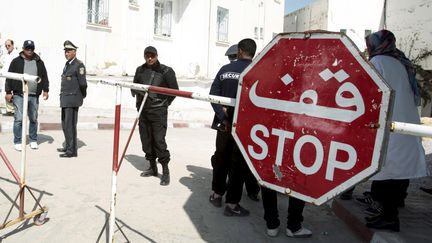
[217,7,229,42]
[154,0,172,37]
[260,27,264,40]
[129,0,138,5]
[254,27,259,39]
[87,0,110,26]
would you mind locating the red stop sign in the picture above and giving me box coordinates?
[232,32,392,205]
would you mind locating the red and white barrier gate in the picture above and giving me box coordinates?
[0,71,48,230]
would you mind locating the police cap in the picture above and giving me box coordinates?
[225,44,238,56]
[64,40,78,50]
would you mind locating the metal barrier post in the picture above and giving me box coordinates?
[108,85,121,242]
[0,71,48,230]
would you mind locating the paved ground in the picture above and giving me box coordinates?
[0,129,361,243]
[332,177,432,243]
[1,100,431,242]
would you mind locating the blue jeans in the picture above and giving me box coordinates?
[12,95,39,144]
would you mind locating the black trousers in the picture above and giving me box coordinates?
[61,107,79,154]
[225,143,259,204]
[211,130,260,196]
[371,179,409,220]
[138,107,170,164]
[261,186,305,232]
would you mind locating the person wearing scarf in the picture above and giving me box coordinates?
[364,30,427,231]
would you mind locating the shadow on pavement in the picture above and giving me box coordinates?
[124,154,147,172]
[179,164,265,243]
[0,176,53,242]
[37,133,54,145]
[94,205,156,243]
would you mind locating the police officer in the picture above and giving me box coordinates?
[208,43,260,209]
[58,40,87,158]
[225,44,238,63]
[132,46,178,186]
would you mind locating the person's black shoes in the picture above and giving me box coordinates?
[365,214,382,222]
[160,163,170,186]
[209,194,222,207]
[366,217,400,232]
[57,148,67,152]
[420,187,432,195]
[141,161,158,177]
[224,204,250,216]
[160,173,170,186]
[59,152,77,158]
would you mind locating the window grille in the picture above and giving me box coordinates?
[88,0,110,26]
[217,7,229,42]
[154,0,172,37]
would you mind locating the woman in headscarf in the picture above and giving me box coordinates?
[364,30,427,231]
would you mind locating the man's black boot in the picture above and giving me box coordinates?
[140,160,158,177]
[160,163,170,186]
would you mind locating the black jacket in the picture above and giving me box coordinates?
[60,58,87,108]
[132,61,179,109]
[209,59,252,129]
[5,52,49,96]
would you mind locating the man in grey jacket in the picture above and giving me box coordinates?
[58,40,87,158]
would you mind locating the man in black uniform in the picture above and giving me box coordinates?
[132,46,178,186]
[209,43,260,209]
[58,40,87,158]
[208,38,259,216]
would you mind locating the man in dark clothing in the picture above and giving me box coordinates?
[58,40,87,158]
[132,46,178,186]
[209,43,260,209]
[5,40,49,151]
[208,38,259,216]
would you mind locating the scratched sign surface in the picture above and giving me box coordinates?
[232,32,392,205]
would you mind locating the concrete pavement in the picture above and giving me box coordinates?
[0,129,361,243]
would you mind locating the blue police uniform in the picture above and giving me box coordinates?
[209,59,260,204]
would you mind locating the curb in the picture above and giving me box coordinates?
[331,199,373,242]
[0,121,211,133]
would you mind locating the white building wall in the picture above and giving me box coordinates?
[284,0,329,32]
[0,0,284,108]
[284,0,383,50]
[327,0,384,51]
[385,0,432,70]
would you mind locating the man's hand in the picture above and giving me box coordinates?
[222,119,231,132]
[42,91,49,100]
[222,107,228,117]
[5,94,13,103]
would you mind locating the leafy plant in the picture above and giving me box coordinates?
[412,49,432,106]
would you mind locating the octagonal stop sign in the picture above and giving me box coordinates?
[232,32,393,205]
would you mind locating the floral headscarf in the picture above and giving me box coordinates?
[365,29,420,106]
